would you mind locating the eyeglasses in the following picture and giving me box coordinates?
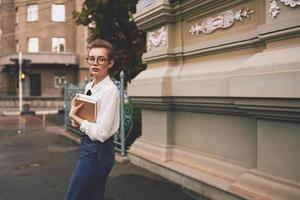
[85,56,108,65]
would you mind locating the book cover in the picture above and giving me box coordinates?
[74,93,98,122]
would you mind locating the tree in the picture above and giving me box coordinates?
[73,0,146,84]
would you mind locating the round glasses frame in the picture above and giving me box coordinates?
[85,56,109,65]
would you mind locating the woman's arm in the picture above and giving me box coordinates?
[69,98,84,127]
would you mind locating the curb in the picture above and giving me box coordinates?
[2,109,60,116]
[115,154,129,163]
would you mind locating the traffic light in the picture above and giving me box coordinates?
[21,73,26,80]
[9,57,31,76]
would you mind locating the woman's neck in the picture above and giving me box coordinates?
[93,75,108,86]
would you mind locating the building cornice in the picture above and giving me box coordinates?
[134,1,173,30]
[257,16,300,41]
[171,0,247,21]
[134,0,250,30]
[130,96,300,122]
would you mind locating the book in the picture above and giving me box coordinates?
[74,93,98,122]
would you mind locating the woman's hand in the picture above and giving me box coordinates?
[69,97,84,127]
[71,119,80,128]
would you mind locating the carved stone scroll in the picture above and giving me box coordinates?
[188,8,255,36]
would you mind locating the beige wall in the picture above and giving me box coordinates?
[128,0,300,200]
[173,112,257,167]
[257,120,300,183]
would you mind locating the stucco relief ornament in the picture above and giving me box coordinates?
[188,8,255,36]
[269,0,300,20]
[280,0,300,7]
[269,0,281,19]
[147,26,167,51]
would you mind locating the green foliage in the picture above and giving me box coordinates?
[73,0,146,84]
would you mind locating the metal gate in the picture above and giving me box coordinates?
[64,83,85,135]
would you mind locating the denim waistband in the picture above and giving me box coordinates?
[80,134,113,145]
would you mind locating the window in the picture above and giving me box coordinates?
[27,37,39,52]
[51,4,65,22]
[16,7,19,24]
[52,37,65,53]
[54,74,66,88]
[27,4,38,22]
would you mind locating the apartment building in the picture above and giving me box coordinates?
[0,0,89,97]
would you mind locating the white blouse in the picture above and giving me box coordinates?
[79,76,120,143]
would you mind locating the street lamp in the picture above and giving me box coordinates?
[9,52,31,113]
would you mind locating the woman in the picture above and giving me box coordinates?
[65,39,120,200]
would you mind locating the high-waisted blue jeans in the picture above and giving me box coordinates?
[65,135,115,200]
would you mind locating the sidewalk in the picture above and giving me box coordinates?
[0,113,209,200]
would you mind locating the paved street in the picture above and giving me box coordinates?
[0,114,208,200]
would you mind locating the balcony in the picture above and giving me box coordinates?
[0,52,79,66]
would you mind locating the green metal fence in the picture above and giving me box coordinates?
[64,83,85,135]
[64,71,132,156]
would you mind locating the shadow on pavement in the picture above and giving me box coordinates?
[106,173,208,200]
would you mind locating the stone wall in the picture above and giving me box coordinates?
[128,0,300,200]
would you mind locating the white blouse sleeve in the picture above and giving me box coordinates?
[79,88,120,142]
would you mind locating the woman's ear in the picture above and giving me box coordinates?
[108,60,114,69]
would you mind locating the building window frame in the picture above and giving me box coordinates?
[52,37,65,53]
[27,37,39,53]
[51,4,65,22]
[54,73,66,88]
[27,4,38,22]
[16,7,19,24]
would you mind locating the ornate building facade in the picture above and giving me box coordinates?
[128,0,300,199]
